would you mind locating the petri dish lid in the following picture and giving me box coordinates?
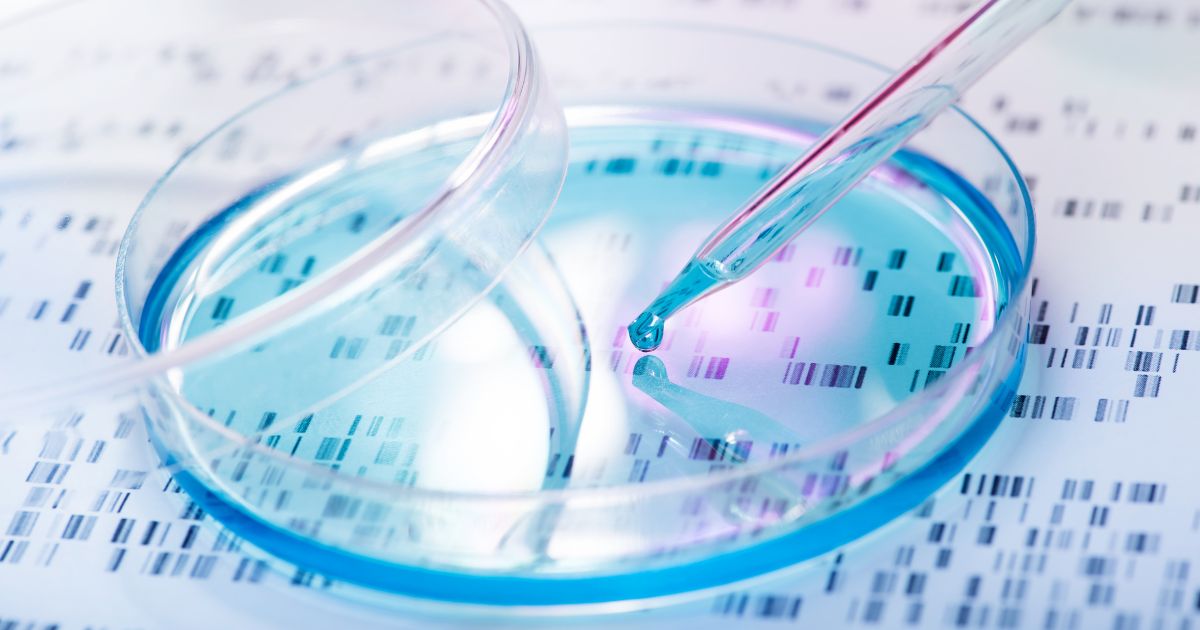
[0,0,568,421]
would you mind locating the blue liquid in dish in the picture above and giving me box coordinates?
[135,110,1023,604]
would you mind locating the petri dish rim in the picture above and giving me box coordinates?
[139,23,1036,504]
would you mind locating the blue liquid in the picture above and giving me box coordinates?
[136,110,1023,601]
[141,111,1019,486]
[543,118,1019,465]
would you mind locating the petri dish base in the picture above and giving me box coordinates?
[122,25,1034,612]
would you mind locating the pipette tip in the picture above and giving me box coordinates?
[628,261,728,352]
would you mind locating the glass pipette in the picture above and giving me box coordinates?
[628,0,1070,352]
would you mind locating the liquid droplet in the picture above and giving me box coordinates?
[628,310,665,352]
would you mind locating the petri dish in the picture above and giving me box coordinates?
[111,22,1033,612]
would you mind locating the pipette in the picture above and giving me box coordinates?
[628,0,1069,352]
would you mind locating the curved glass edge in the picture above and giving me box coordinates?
[148,343,1022,609]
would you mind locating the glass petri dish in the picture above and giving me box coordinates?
[113,22,1032,613]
